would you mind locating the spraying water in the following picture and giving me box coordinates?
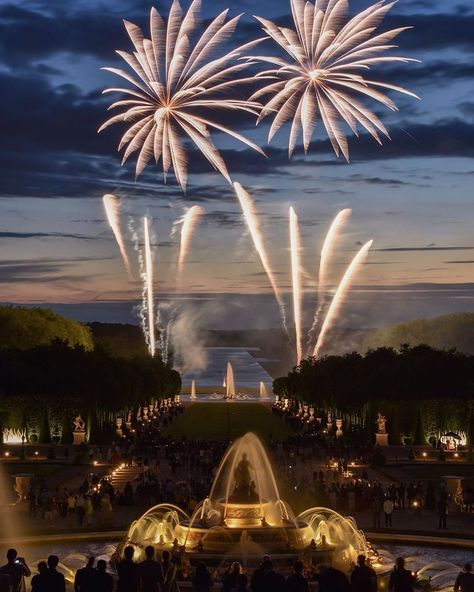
[233,182,288,336]
[143,216,156,357]
[191,380,197,400]
[259,382,268,398]
[103,194,133,278]
[289,206,303,365]
[313,240,373,359]
[307,209,351,352]
[177,206,204,280]
[226,362,235,398]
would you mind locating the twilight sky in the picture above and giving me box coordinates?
[0,0,473,332]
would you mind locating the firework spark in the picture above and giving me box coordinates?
[250,0,419,159]
[103,194,133,278]
[99,0,265,191]
[289,206,303,365]
[313,239,373,358]
[143,216,156,357]
[178,205,204,278]
[234,182,288,335]
[307,208,351,351]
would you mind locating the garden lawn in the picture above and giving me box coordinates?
[163,403,293,441]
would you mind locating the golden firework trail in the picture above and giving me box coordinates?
[234,182,288,335]
[250,0,419,159]
[289,206,303,365]
[103,194,133,278]
[99,0,265,191]
[313,239,373,358]
[143,216,156,357]
[178,205,204,278]
[307,208,351,351]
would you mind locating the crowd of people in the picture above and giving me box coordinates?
[2,546,474,592]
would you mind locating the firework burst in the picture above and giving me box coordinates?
[99,0,265,191]
[249,0,419,159]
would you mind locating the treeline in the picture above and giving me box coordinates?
[362,313,474,354]
[273,345,474,442]
[0,340,181,441]
[0,306,93,350]
[0,340,180,406]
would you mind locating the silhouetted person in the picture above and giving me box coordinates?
[192,562,213,592]
[163,556,180,592]
[74,556,95,592]
[351,555,377,592]
[315,564,350,592]
[454,563,474,592]
[261,559,285,592]
[389,558,415,592]
[91,560,114,592]
[250,555,271,592]
[117,546,139,592]
[31,562,48,592]
[139,545,164,592]
[222,562,248,592]
[383,498,394,527]
[0,548,31,592]
[438,498,448,529]
[46,555,66,592]
[286,560,309,592]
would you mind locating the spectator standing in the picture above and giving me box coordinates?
[250,555,271,592]
[74,557,95,592]
[372,497,382,529]
[31,562,48,592]
[351,555,377,592]
[117,546,139,592]
[438,498,448,530]
[388,558,415,592]
[222,562,248,592]
[383,498,394,527]
[192,562,213,592]
[261,560,285,592]
[285,560,309,592]
[91,560,114,592]
[45,555,66,592]
[0,548,31,592]
[315,565,349,592]
[138,546,164,592]
[454,563,474,592]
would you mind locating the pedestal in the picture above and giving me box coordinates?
[375,432,389,446]
[73,431,86,445]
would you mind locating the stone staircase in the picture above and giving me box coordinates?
[110,465,142,492]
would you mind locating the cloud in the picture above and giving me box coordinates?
[445,260,474,264]
[0,260,96,283]
[0,231,93,240]
[376,246,474,252]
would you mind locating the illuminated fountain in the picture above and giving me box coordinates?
[2,428,26,444]
[225,362,235,399]
[118,433,368,568]
[259,382,268,398]
[190,380,197,400]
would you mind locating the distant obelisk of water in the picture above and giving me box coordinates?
[259,381,268,398]
[190,380,197,400]
[226,362,235,398]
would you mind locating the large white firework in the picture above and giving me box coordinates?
[99,0,265,191]
[249,0,419,159]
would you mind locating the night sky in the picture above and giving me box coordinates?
[0,0,473,331]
